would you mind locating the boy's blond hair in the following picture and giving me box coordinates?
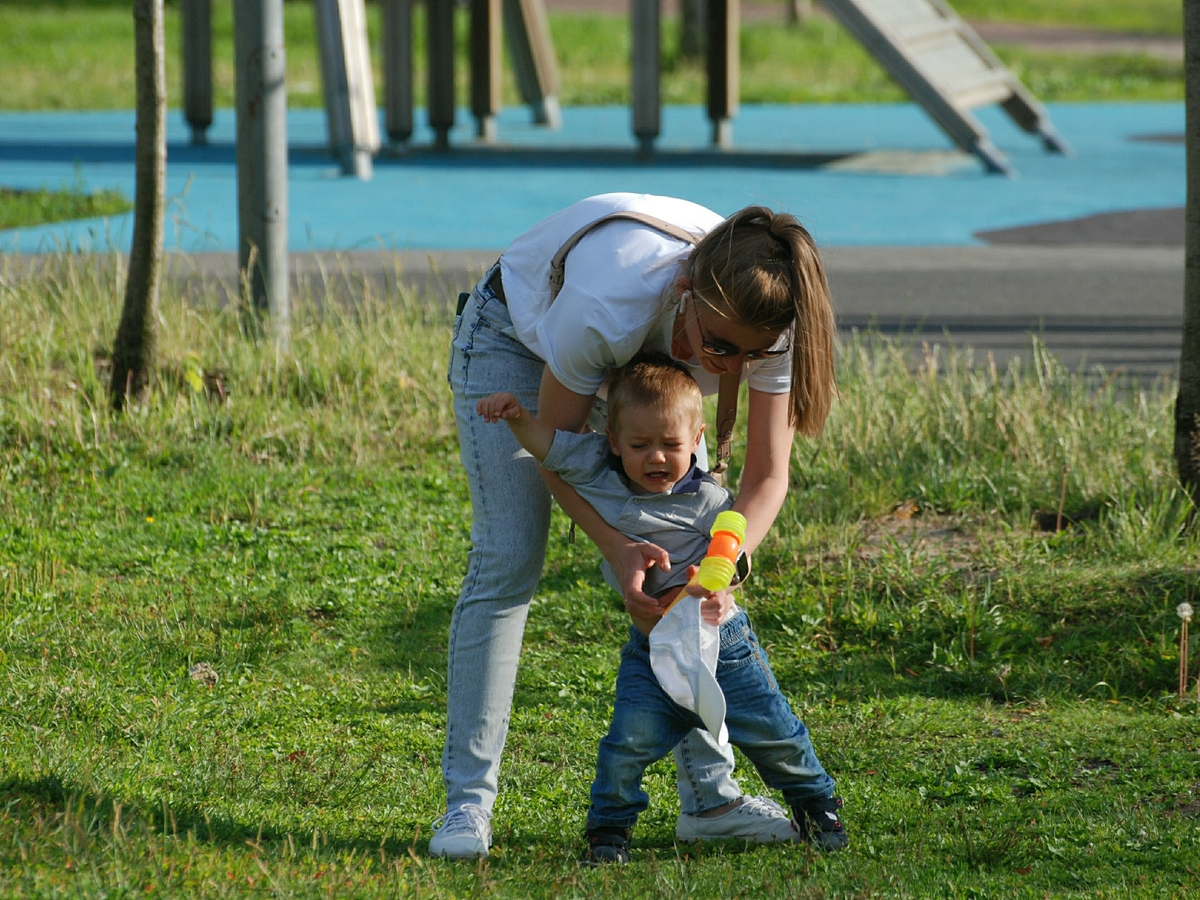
[607,351,703,438]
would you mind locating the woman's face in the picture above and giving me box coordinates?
[679,290,790,375]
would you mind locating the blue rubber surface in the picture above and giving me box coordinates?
[0,101,1183,252]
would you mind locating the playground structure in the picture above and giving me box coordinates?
[184,0,1076,323]
[819,0,1070,173]
[182,0,1069,177]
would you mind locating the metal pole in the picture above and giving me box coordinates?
[631,0,660,157]
[181,0,213,145]
[706,0,737,147]
[234,0,290,351]
[428,0,456,149]
[681,0,705,58]
[382,0,414,145]
[470,0,503,141]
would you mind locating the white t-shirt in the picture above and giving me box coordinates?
[500,193,791,398]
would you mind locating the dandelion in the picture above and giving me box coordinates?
[1179,603,1194,701]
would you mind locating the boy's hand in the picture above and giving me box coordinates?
[614,539,671,622]
[684,565,736,625]
[477,391,523,423]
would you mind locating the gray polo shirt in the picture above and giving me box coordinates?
[541,430,733,596]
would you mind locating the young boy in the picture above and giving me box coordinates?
[476,352,846,864]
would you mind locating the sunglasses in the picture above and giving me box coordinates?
[685,292,790,361]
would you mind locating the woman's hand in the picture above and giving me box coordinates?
[611,539,672,622]
[683,564,737,625]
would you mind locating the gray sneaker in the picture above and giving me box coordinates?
[428,804,492,858]
[675,796,800,843]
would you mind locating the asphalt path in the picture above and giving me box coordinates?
[142,221,1184,380]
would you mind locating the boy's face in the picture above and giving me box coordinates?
[606,403,704,495]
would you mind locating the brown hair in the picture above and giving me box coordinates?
[687,206,837,437]
[607,350,704,438]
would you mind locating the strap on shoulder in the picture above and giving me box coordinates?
[711,371,739,479]
[547,208,739,481]
[548,211,700,301]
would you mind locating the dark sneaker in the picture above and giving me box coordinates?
[581,826,632,865]
[792,796,848,852]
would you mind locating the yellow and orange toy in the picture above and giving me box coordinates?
[661,510,747,616]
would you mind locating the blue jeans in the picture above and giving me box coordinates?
[587,610,835,829]
[443,268,742,815]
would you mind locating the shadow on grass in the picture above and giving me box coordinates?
[0,773,424,859]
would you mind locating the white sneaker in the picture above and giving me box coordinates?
[428,804,492,858]
[675,796,801,843]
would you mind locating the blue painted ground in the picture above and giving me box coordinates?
[0,101,1183,252]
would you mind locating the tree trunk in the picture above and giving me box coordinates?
[111,0,166,412]
[1178,2,1200,493]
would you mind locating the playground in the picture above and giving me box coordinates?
[0,101,1184,252]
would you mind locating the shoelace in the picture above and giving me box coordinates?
[735,796,790,819]
[432,804,490,838]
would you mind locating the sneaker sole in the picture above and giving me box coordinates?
[675,829,801,843]
[812,833,848,852]
[428,839,489,859]
[675,821,802,843]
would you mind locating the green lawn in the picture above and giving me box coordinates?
[951,0,1181,35]
[0,185,130,232]
[1,256,1197,897]
[0,1,1183,112]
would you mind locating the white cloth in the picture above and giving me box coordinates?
[499,192,792,399]
[649,597,737,746]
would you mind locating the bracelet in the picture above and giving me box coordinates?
[728,550,751,587]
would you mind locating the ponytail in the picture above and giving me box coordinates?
[688,206,837,436]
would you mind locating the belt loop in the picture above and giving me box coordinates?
[486,261,507,305]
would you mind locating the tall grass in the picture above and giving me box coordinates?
[0,253,456,472]
[805,335,1175,523]
[0,255,1178,510]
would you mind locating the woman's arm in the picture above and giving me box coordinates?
[731,387,795,555]
[683,389,794,621]
[536,368,672,622]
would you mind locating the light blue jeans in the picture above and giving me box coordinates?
[587,610,835,829]
[443,268,742,815]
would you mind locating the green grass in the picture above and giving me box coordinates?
[0,2,1182,112]
[951,0,1182,36]
[1,254,1198,897]
[0,185,130,231]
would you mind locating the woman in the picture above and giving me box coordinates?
[431,193,837,858]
